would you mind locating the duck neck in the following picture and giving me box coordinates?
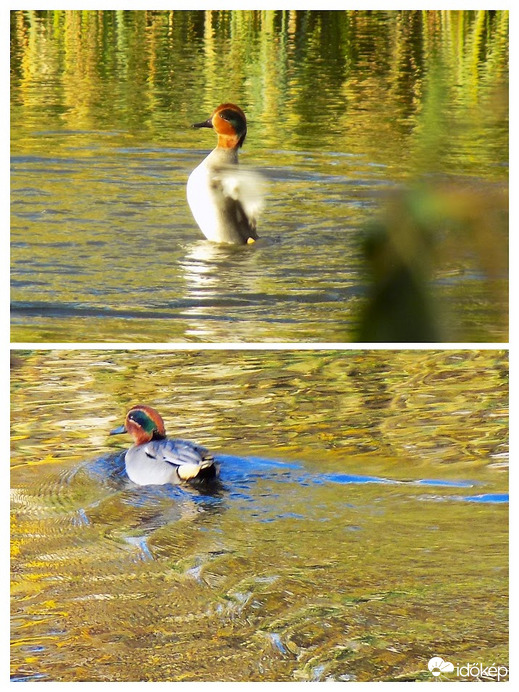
[216,133,243,151]
[208,146,239,166]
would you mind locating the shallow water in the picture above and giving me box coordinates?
[11,350,508,681]
[10,10,508,342]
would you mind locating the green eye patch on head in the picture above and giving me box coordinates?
[128,409,157,433]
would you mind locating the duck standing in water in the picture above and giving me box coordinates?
[187,103,264,244]
[110,405,218,486]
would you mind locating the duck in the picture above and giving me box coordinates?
[109,405,218,486]
[187,103,265,244]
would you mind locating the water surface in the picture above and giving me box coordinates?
[10,10,508,342]
[11,350,509,681]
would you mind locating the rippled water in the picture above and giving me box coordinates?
[10,144,372,342]
[10,10,508,342]
[11,350,508,681]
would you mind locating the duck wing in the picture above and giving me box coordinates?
[211,166,265,243]
[143,439,216,481]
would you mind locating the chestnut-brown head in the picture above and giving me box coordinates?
[192,103,247,149]
[110,405,166,445]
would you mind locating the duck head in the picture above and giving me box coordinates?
[110,405,166,445]
[192,103,247,149]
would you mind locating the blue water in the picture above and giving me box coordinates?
[82,452,506,521]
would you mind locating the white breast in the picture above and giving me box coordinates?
[187,153,265,244]
[186,161,222,243]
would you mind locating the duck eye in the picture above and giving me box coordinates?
[128,411,146,426]
[128,410,157,433]
[218,109,237,123]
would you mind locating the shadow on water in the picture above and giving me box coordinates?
[77,452,508,550]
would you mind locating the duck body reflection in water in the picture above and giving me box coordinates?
[187,103,265,245]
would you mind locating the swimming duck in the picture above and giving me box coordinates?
[187,103,265,244]
[110,405,217,486]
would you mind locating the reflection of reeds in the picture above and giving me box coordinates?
[356,182,508,342]
[11,10,508,343]
[11,10,508,164]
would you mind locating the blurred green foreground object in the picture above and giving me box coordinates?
[357,183,508,343]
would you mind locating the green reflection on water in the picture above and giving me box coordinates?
[11,350,508,681]
[11,10,508,343]
[11,10,508,173]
